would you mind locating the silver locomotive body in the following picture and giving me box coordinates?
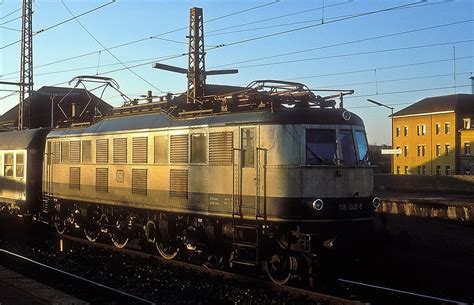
[42,107,376,235]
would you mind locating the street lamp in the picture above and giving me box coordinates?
[367,99,395,174]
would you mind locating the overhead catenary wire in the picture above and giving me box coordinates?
[0,7,22,20]
[346,84,471,104]
[316,71,473,89]
[205,1,425,51]
[1,0,456,80]
[289,55,474,81]
[209,19,474,69]
[206,0,351,35]
[0,0,117,50]
[206,0,448,37]
[2,39,469,82]
[0,16,21,26]
[224,39,474,70]
[61,0,164,93]
[0,1,281,79]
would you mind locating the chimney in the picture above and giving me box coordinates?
[470,76,474,94]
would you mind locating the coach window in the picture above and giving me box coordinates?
[339,130,357,165]
[61,141,70,163]
[191,133,207,164]
[16,153,25,178]
[4,153,14,177]
[306,129,336,165]
[154,135,169,163]
[241,128,255,168]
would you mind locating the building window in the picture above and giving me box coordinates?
[421,166,426,175]
[445,123,450,134]
[404,146,408,157]
[4,153,13,177]
[396,146,401,157]
[465,142,471,156]
[445,144,450,157]
[436,165,441,175]
[417,166,422,175]
[396,127,400,137]
[404,126,408,136]
[404,166,409,175]
[435,123,440,135]
[465,167,471,175]
[191,133,208,164]
[445,165,451,175]
[417,145,421,157]
[421,124,426,135]
[417,125,420,136]
[422,145,426,157]
[436,144,441,157]
[242,128,256,167]
[396,166,400,175]
[463,118,471,129]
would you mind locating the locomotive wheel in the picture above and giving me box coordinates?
[54,217,67,235]
[264,252,296,285]
[155,241,179,260]
[110,232,129,249]
[84,227,100,242]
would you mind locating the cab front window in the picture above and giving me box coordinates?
[306,129,336,165]
[355,130,370,164]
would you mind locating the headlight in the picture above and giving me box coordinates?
[312,199,324,211]
[372,197,381,209]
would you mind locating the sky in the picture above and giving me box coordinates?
[0,0,473,145]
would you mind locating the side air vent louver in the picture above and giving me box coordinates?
[170,135,188,163]
[132,137,148,163]
[209,132,233,164]
[52,142,60,164]
[96,168,108,193]
[70,141,81,163]
[69,167,80,190]
[132,168,147,196]
[170,169,188,198]
[113,138,127,163]
[96,139,109,164]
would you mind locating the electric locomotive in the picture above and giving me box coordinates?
[0,80,379,284]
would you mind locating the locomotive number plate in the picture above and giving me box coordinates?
[339,203,363,211]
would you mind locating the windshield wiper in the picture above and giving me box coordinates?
[306,146,334,165]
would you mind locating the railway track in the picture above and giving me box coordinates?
[0,217,471,304]
[56,234,357,305]
[0,248,156,305]
[55,234,469,305]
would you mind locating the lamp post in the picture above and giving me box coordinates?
[367,99,394,174]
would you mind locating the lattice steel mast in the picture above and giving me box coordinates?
[153,7,237,104]
[187,7,205,103]
[19,0,34,130]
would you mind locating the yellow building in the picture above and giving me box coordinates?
[392,94,474,175]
